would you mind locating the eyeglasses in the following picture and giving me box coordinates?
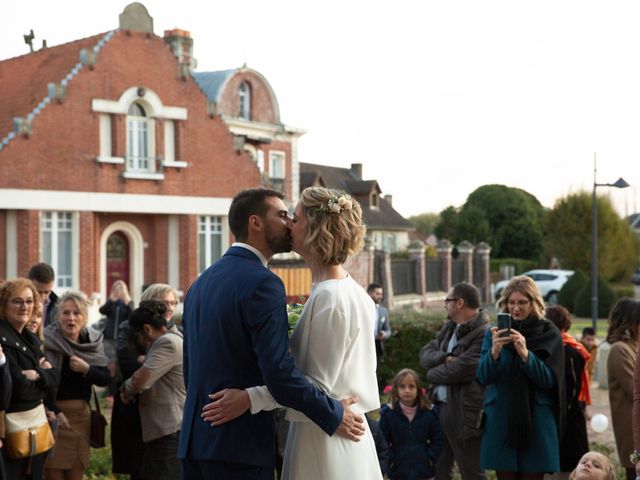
[9,298,35,307]
[163,301,178,307]
[444,297,460,304]
[507,300,531,308]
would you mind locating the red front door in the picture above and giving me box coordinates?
[106,231,130,294]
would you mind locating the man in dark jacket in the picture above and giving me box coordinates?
[27,263,59,327]
[419,282,489,480]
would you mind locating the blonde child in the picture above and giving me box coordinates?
[570,452,614,480]
[379,368,444,480]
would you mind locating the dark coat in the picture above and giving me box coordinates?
[558,344,588,471]
[0,320,58,413]
[420,310,490,441]
[379,404,444,480]
[367,415,390,477]
[178,246,343,468]
[110,320,144,476]
[476,329,561,472]
[99,299,133,340]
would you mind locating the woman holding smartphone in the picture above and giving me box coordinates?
[477,275,564,480]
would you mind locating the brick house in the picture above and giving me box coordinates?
[0,3,300,302]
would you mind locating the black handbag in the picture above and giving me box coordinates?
[89,388,108,449]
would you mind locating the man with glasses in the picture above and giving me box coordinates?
[419,282,489,480]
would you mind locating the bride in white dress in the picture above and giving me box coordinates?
[210,187,383,479]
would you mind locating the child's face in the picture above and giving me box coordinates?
[573,452,611,480]
[582,335,597,348]
[397,374,418,406]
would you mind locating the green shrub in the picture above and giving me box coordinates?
[557,270,587,312]
[574,276,616,319]
[489,258,538,275]
[377,309,444,389]
[611,284,635,300]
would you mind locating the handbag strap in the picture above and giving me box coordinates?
[91,387,102,415]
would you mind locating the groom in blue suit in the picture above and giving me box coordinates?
[179,188,363,479]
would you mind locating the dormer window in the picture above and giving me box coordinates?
[239,82,251,120]
[126,102,155,172]
[371,192,379,209]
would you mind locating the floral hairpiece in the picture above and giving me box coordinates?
[318,194,353,214]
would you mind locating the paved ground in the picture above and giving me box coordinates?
[587,381,617,455]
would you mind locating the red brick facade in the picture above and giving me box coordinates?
[0,17,299,302]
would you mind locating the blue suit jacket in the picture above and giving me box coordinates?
[178,246,343,467]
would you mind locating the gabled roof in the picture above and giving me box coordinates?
[299,162,413,231]
[0,31,115,149]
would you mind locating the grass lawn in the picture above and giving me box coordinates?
[570,317,609,339]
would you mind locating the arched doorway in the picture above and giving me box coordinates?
[106,231,130,294]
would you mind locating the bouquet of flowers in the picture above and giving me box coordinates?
[286,302,304,335]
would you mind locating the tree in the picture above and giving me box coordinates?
[544,192,639,282]
[434,206,458,241]
[407,212,440,237]
[455,185,546,260]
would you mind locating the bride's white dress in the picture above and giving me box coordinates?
[248,276,382,480]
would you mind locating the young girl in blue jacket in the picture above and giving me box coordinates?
[379,368,444,480]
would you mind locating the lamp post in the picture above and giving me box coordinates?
[591,160,629,330]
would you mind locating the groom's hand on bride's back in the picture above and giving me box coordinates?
[201,389,251,426]
[336,396,365,441]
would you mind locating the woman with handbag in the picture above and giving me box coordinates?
[0,278,58,480]
[43,291,110,480]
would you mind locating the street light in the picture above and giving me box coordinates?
[591,161,629,329]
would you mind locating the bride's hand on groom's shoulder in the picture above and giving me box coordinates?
[201,389,251,426]
[336,396,365,442]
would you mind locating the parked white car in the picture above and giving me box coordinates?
[494,269,574,305]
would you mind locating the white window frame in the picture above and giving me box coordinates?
[269,151,286,180]
[163,120,188,168]
[239,82,251,120]
[40,211,79,291]
[126,103,156,173]
[198,216,224,273]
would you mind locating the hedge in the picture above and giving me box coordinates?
[489,258,538,275]
[574,276,616,319]
[377,309,444,390]
[557,270,588,312]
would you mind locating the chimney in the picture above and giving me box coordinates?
[164,29,197,75]
[384,194,393,206]
[350,163,362,180]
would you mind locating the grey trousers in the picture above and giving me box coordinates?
[435,402,485,480]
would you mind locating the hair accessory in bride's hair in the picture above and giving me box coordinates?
[317,194,353,215]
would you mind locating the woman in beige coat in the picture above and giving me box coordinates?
[607,297,640,480]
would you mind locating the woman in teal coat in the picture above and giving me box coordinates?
[477,275,564,479]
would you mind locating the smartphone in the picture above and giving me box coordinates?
[497,313,512,337]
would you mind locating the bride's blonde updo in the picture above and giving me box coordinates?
[300,186,366,265]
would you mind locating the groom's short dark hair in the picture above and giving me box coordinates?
[229,188,285,241]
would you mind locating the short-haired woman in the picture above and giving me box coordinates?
[43,291,110,480]
[477,275,564,480]
[0,278,58,480]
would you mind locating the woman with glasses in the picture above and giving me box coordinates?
[140,284,180,330]
[43,291,110,480]
[477,275,564,480]
[0,278,58,480]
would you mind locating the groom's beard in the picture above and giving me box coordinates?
[266,227,292,254]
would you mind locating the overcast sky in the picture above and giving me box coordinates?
[4,0,640,218]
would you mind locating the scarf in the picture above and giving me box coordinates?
[399,402,417,422]
[561,332,591,405]
[44,324,108,371]
[505,316,565,450]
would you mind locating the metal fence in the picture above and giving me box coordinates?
[426,259,442,292]
[391,259,417,294]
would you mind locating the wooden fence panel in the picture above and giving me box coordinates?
[272,267,312,302]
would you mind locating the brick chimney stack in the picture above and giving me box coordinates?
[384,194,393,206]
[164,29,197,72]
